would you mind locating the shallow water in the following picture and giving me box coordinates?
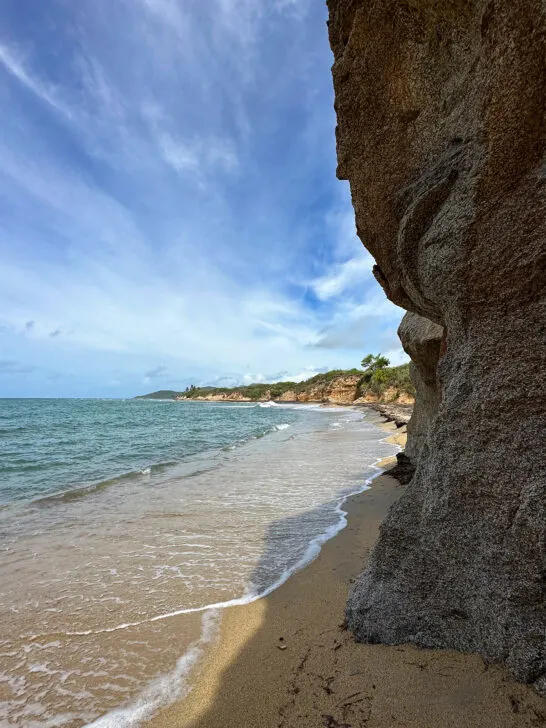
[0,400,396,727]
[0,398,304,505]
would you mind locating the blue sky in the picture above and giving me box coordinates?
[0,0,406,398]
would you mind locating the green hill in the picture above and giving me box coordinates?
[134,390,181,400]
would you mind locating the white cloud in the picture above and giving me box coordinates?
[283,366,326,382]
[158,133,238,175]
[207,139,239,172]
[0,43,72,118]
[325,198,364,261]
[311,254,375,301]
[138,0,188,31]
[0,0,405,397]
[158,133,200,172]
[144,365,168,382]
[242,372,267,385]
[384,347,409,366]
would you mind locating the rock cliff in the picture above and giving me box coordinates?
[328,0,546,690]
[172,372,415,406]
[398,312,443,464]
[276,374,363,404]
[188,392,253,402]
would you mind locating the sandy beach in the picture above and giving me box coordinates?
[149,421,545,728]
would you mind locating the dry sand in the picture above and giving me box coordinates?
[149,422,545,728]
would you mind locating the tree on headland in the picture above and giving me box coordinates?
[361,353,390,382]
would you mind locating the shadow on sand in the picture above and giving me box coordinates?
[153,474,546,728]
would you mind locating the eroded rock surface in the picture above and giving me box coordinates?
[277,374,362,404]
[398,312,443,464]
[328,0,546,688]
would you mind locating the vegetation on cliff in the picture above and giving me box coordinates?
[363,362,413,398]
[136,361,414,402]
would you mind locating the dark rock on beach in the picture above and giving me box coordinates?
[384,452,415,486]
[362,402,413,428]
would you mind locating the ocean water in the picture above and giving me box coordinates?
[0,398,307,505]
[0,398,396,727]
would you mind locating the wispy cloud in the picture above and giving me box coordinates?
[0,43,70,117]
[311,254,375,301]
[0,359,36,375]
[144,365,167,382]
[0,0,405,397]
[158,133,238,175]
[158,134,200,172]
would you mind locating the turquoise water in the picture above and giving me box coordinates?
[0,399,396,727]
[0,398,301,505]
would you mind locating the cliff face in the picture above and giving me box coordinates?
[398,312,443,464]
[185,392,253,402]
[179,374,412,405]
[277,374,363,404]
[328,0,546,689]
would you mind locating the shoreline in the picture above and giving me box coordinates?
[5,401,397,728]
[148,420,545,727]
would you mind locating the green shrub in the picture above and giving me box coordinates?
[358,363,414,400]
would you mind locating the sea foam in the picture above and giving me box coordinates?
[4,404,398,728]
[81,449,392,728]
[84,610,220,728]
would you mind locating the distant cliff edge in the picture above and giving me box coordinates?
[136,366,414,406]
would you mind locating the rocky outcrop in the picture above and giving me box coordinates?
[328,0,546,689]
[177,375,415,406]
[176,392,253,402]
[353,387,414,406]
[277,374,363,404]
[366,402,413,429]
[398,313,443,464]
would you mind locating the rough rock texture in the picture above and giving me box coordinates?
[277,374,363,404]
[353,387,414,406]
[398,312,443,463]
[384,452,416,486]
[180,376,415,406]
[328,0,546,689]
[364,402,413,428]
[185,392,253,402]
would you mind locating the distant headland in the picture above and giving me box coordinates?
[135,359,414,406]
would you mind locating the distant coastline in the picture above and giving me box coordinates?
[135,365,415,407]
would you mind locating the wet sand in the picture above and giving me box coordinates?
[149,422,546,728]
